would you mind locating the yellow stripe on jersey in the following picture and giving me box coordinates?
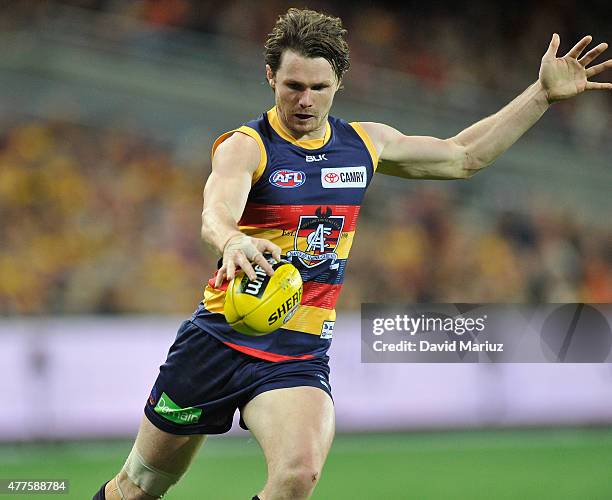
[349,122,379,171]
[238,226,356,259]
[204,285,225,314]
[205,287,334,336]
[211,126,268,184]
[283,305,336,336]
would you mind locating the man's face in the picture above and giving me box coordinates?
[267,50,340,138]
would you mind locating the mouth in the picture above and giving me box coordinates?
[294,113,314,120]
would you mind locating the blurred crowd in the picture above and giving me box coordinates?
[1,119,610,315]
[343,189,612,307]
[1,1,611,313]
[3,0,610,148]
[0,120,210,314]
[4,1,612,89]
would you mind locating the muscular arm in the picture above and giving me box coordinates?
[201,133,257,254]
[362,34,611,180]
[362,81,549,180]
[201,132,281,285]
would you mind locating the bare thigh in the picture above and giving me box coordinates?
[241,386,335,498]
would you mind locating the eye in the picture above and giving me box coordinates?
[287,83,303,91]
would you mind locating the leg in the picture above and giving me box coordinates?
[241,387,335,500]
[104,415,206,499]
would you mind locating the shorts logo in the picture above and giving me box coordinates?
[321,166,367,188]
[269,169,306,188]
[321,320,335,339]
[287,207,343,269]
[154,392,202,425]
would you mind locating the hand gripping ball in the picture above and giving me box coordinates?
[224,259,303,336]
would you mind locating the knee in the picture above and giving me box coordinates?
[272,461,322,499]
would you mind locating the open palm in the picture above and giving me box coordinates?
[539,34,612,102]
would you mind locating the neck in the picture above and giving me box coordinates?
[280,119,326,141]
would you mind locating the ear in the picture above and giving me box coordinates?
[265,65,275,89]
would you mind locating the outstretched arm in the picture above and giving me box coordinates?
[362,34,612,180]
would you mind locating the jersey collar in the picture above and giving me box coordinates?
[267,107,331,150]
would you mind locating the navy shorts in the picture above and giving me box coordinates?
[144,320,332,435]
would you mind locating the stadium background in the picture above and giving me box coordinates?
[1,1,611,498]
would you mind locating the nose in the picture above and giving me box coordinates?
[298,90,313,108]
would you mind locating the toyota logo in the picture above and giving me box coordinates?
[324,172,339,183]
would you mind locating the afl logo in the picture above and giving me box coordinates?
[324,172,339,183]
[269,169,306,188]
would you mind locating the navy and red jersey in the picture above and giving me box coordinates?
[192,106,378,361]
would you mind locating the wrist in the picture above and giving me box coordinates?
[220,232,245,254]
[534,79,553,106]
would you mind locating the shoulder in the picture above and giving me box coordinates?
[215,129,260,156]
[354,122,401,148]
[345,121,395,165]
[212,128,264,175]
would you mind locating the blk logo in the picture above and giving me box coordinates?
[306,154,327,162]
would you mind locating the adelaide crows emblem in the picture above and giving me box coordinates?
[287,207,344,269]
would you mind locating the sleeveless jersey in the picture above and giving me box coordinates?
[192,107,378,361]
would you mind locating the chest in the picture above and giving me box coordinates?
[250,141,372,206]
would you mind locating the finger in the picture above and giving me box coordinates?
[226,259,236,282]
[235,252,257,281]
[272,246,282,261]
[566,35,592,59]
[585,81,612,91]
[544,33,560,58]
[579,43,608,67]
[253,252,275,276]
[586,59,612,77]
[257,239,282,262]
[214,267,226,288]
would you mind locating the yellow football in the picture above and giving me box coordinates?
[224,259,303,336]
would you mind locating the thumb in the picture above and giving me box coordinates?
[544,33,559,58]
